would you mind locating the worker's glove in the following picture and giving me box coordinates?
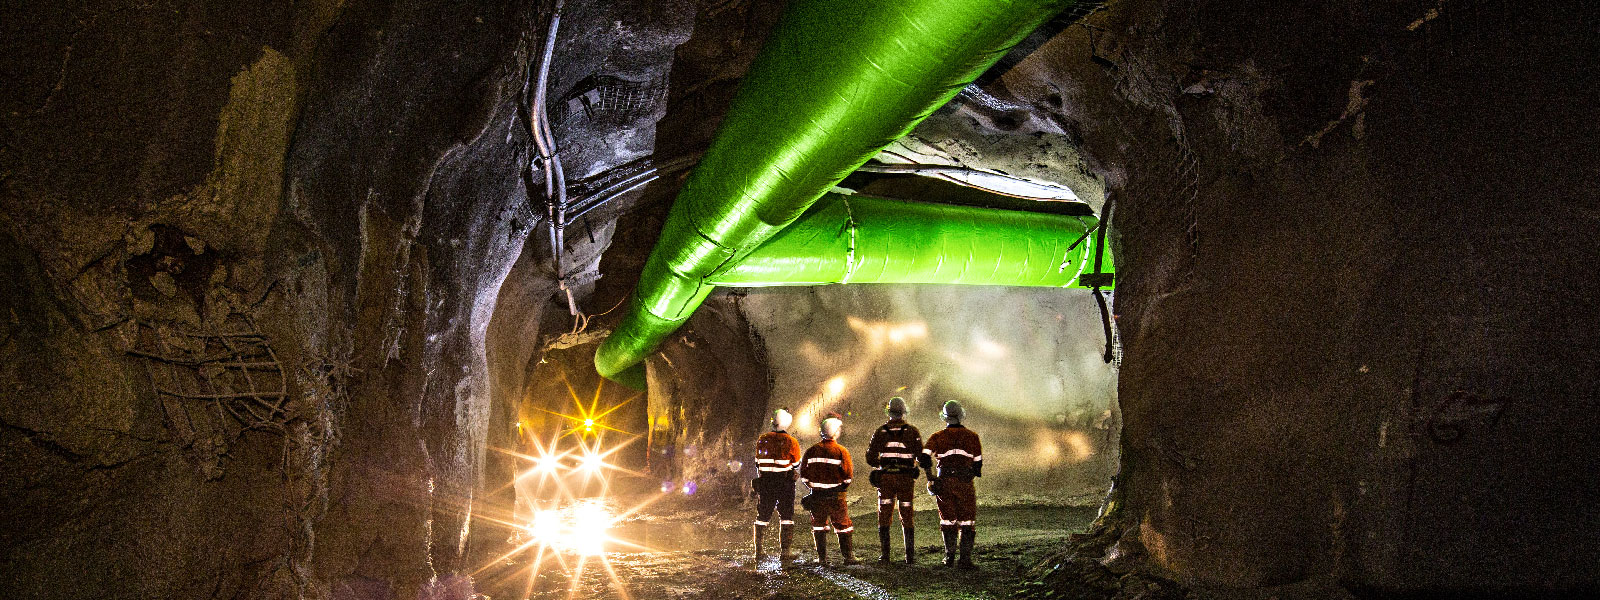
[927,477,945,497]
[973,462,982,477]
[916,453,932,470]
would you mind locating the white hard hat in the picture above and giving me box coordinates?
[772,408,793,431]
[941,400,964,424]
[820,417,842,440]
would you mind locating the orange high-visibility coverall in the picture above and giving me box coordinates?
[753,430,802,527]
[800,439,854,533]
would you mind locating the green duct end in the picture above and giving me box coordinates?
[609,363,647,391]
[594,294,697,384]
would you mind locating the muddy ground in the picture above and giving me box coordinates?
[476,494,1100,600]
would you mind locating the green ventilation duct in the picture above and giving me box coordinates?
[595,0,1078,388]
[707,194,1110,288]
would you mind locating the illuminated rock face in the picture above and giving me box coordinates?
[740,285,1120,506]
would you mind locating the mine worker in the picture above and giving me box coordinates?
[923,400,982,568]
[865,396,928,564]
[800,415,858,565]
[752,408,802,561]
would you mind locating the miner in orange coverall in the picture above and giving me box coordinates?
[800,416,858,565]
[865,396,928,564]
[924,400,982,568]
[752,408,802,560]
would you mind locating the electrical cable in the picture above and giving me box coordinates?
[528,0,580,317]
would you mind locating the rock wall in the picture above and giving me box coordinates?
[3,0,539,597]
[994,0,1600,593]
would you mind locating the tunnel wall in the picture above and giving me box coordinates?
[998,0,1600,592]
[2,0,539,597]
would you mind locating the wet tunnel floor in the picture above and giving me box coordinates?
[480,497,1099,599]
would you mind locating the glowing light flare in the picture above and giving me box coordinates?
[887,321,928,344]
[825,376,847,397]
[529,509,563,543]
[541,375,641,441]
[846,316,929,349]
[580,450,605,474]
[1063,430,1095,462]
[947,350,996,374]
[1034,433,1061,462]
[1031,429,1098,465]
[520,502,615,557]
[535,456,560,474]
[570,502,613,556]
[792,405,820,437]
[974,337,1009,359]
[496,442,571,489]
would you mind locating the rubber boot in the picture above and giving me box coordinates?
[813,530,829,565]
[839,532,860,565]
[877,526,892,563]
[753,524,767,560]
[957,526,976,570]
[941,528,958,566]
[779,524,797,561]
[903,528,916,564]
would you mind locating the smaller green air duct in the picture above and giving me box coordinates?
[707,194,1111,289]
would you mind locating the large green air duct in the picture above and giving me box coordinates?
[707,194,1111,288]
[595,0,1077,388]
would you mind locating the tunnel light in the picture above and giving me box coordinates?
[569,502,613,556]
[534,455,559,474]
[580,450,605,474]
[525,503,614,556]
[528,509,562,543]
[583,418,596,433]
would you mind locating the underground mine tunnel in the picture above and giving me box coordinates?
[3,0,1599,598]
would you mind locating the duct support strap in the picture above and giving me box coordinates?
[595,0,1078,388]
